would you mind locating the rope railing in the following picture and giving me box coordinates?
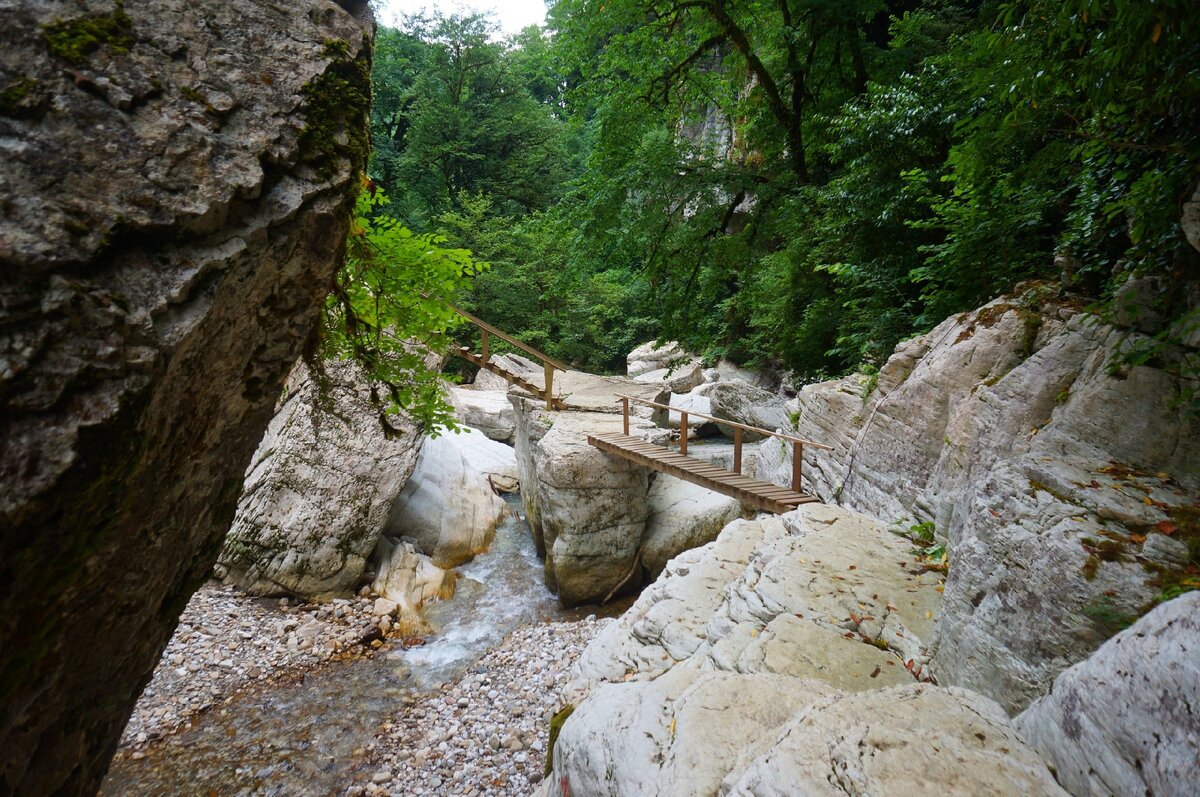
[615,393,833,494]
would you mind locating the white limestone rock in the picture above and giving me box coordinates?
[658,390,717,433]
[627,340,693,377]
[384,428,508,567]
[448,386,516,443]
[370,537,455,623]
[632,361,705,393]
[570,505,941,694]
[219,361,424,599]
[549,667,837,797]
[641,475,752,576]
[473,353,539,391]
[1015,592,1200,797]
[722,684,1069,797]
[755,291,1200,710]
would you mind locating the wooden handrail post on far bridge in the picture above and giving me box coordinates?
[544,361,555,411]
[792,441,804,493]
[621,397,629,435]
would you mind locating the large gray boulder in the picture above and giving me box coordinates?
[0,1,371,792]
[511,372,673,605]
[218,360,423,599]
[694,381,789,441]
[1015,592,1200,797]
[757,290,1200,711]
[514,402,665,605]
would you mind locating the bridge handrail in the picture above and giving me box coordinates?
[614,394,834,449]
[448,303,569,373]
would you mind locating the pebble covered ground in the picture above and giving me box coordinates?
[117,582,398,758]
[349,619,608,797]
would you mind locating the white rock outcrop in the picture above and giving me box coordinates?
[756,289,1200,710]
[448,386,516,443]
[219,361,424,599]
[515,402,666,605]
[546,506,1065,797]
[627,340,694,378]
[632,362,705,393]
[473,353,540,391]
[385,428,509,567]
[721,684,1069,797]
[1015,592,1200,797]
[570,505,941,692]
[641,476,751,576]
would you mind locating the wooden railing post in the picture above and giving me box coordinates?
[680,412,688,456]
[792,441,803,493]
[544,361,554,411]
[733,427,743,475]
[621,397,629,434]
[480,329,490,365]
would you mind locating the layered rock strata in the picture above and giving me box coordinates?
[545,506,1065,796]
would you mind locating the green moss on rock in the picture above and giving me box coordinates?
[42,2,133,65]
[298,40,371,181]
[544,704,575,778]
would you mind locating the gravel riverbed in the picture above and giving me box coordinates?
[351,618,608,797]
[117,582,399,757]
[112,580,611,796]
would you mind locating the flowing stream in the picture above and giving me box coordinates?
[101,496,593,797]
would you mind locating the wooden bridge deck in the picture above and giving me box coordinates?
[588,432,820,515]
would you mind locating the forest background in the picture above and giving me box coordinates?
[360,0,1198,403]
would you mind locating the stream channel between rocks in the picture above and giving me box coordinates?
[101,496,609,797]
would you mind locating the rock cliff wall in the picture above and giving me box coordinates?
[0,1,372,793]
[758,286,1199,710]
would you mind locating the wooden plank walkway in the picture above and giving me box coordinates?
[588,432,820,515]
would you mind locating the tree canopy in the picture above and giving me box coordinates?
[357,0,1199,397]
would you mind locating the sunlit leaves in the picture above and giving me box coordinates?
[320,186,485,433]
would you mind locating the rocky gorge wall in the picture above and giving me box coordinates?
[0,1,372,793]
[758,285,1199,711]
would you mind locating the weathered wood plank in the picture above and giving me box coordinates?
[587,432,817,515]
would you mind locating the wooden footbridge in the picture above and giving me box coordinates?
[450,309,830,514]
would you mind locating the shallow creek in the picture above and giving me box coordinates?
[101,497,595,797]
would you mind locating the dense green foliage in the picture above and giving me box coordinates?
[319,187,481,432]
[365,1,1199,385]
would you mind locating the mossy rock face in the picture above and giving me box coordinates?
[41,2,134,65]
[298,35,372,182]
[544,704,576,778]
